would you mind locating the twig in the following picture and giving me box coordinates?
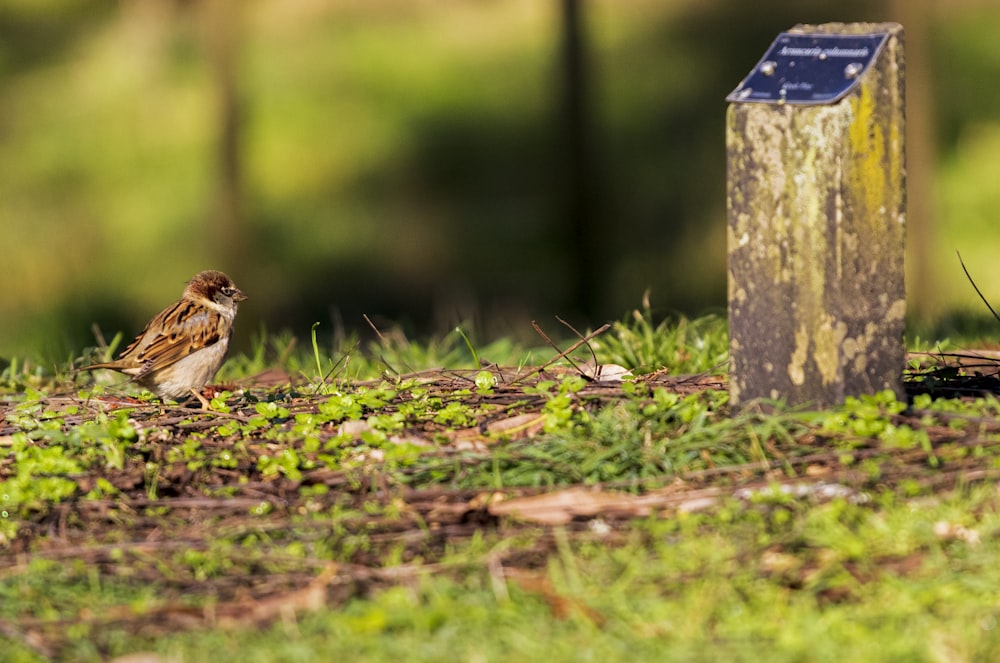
[363,314,403,377]
[556,316,600,371]
[323,345,356,385]
[0,618,54,659]
[532,320,587,377]
[516,322,611,383]
[958,251,1000,325]
[362,314,386,342]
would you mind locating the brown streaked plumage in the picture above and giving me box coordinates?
[82,270,247,401]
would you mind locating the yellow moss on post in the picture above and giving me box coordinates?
[726,23,905,407]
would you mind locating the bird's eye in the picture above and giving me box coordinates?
[221,287,235,297]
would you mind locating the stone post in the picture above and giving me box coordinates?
[726,23,906,407]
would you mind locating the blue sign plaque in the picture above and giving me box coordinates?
[727,32,889,105]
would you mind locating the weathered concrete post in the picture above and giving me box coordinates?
[726,23,906,407]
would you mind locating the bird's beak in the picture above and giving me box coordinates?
[234,289,248,302]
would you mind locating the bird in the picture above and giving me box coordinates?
[82,270,247,403]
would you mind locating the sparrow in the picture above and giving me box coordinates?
[82,270,247,402]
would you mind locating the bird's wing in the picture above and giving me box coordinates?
[128,300,225,377]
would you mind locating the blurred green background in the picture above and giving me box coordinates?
[2,0,999,361]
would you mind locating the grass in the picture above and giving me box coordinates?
[4,311,1000,661]
[6,485,1000,661]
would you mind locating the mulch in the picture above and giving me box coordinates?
[2,353,1000,658]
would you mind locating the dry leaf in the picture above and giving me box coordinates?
[486,412,545,439]
[593,363,632,382]
[760,549,802,575]
[388,435,431,447]
[506,569,605,625]
[933,521,981,546]
[676,495,719,513]
[444,427,490,450]
[467,491,505,510]
[579,362,632,382]
[109,654,170,663]
[488,487,651,525]
[337,419,371,436]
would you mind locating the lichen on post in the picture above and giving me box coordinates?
[726,23,906,407]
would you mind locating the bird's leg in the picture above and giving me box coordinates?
[189,388,213,410]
